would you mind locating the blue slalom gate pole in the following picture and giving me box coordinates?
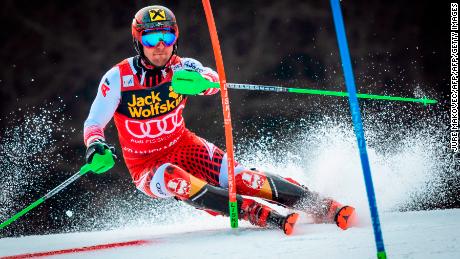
[329,0,387,258]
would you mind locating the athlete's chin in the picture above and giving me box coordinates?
[148,55,169,66]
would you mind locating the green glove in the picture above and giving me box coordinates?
[84,140,116,174]
[172,70,220,95]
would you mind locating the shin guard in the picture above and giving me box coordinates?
[235,169,311,207]
[235,169,352,226]
[185,184,298,235]
[162,164,298,234]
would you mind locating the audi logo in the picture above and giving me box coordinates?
[125,104,185,138]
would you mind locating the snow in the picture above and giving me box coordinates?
[1,209,459,258]
[65,211,73,218]
[0,102,456,259]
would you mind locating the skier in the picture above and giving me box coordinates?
[83,5,356,235]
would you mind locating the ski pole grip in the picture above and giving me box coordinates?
[80,149,115,175]
[172,70,218,95]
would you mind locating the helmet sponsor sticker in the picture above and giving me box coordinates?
[149,9,167,22]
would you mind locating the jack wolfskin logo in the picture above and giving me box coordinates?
[149,9,166,22]
[169,86,179,99]
[126,90,184,119]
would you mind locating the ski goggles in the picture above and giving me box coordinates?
[141,29,177,48]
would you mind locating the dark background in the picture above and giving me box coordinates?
[0,0,454,237]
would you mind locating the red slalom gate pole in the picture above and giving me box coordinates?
[201,0,238,228]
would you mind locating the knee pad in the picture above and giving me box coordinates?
[157,163,207,200]
[136,163,209,199]
[134,163,174,199]
[236,169,308,207]
[235,169,273,199]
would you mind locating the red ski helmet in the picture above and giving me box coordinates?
[131,6,179,59]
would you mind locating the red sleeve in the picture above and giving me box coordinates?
[201,72,220,95]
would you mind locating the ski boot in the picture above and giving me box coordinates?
[234,169,356,230]
[240,199,299,235]
[311,199,356,230]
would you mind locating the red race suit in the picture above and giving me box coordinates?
[84,55,246,198]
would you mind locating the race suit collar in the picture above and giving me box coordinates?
[138,54,178,70]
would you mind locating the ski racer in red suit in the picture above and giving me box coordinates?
[84,5,356,235]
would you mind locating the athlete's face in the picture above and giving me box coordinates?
[143,43,174,67]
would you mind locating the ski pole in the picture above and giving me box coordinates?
[228,83,436,105]
[172,70,437,105]
[0,150,115,230]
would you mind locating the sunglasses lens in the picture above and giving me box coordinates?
[141,30,176,47]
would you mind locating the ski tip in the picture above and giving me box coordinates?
[335,206,357,230]
[283,213,300,235]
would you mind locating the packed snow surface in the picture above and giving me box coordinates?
[1,209,459,258]
[1,102,457,259]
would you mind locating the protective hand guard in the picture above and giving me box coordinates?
[172,70,219,95]
[85,139,116,174]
